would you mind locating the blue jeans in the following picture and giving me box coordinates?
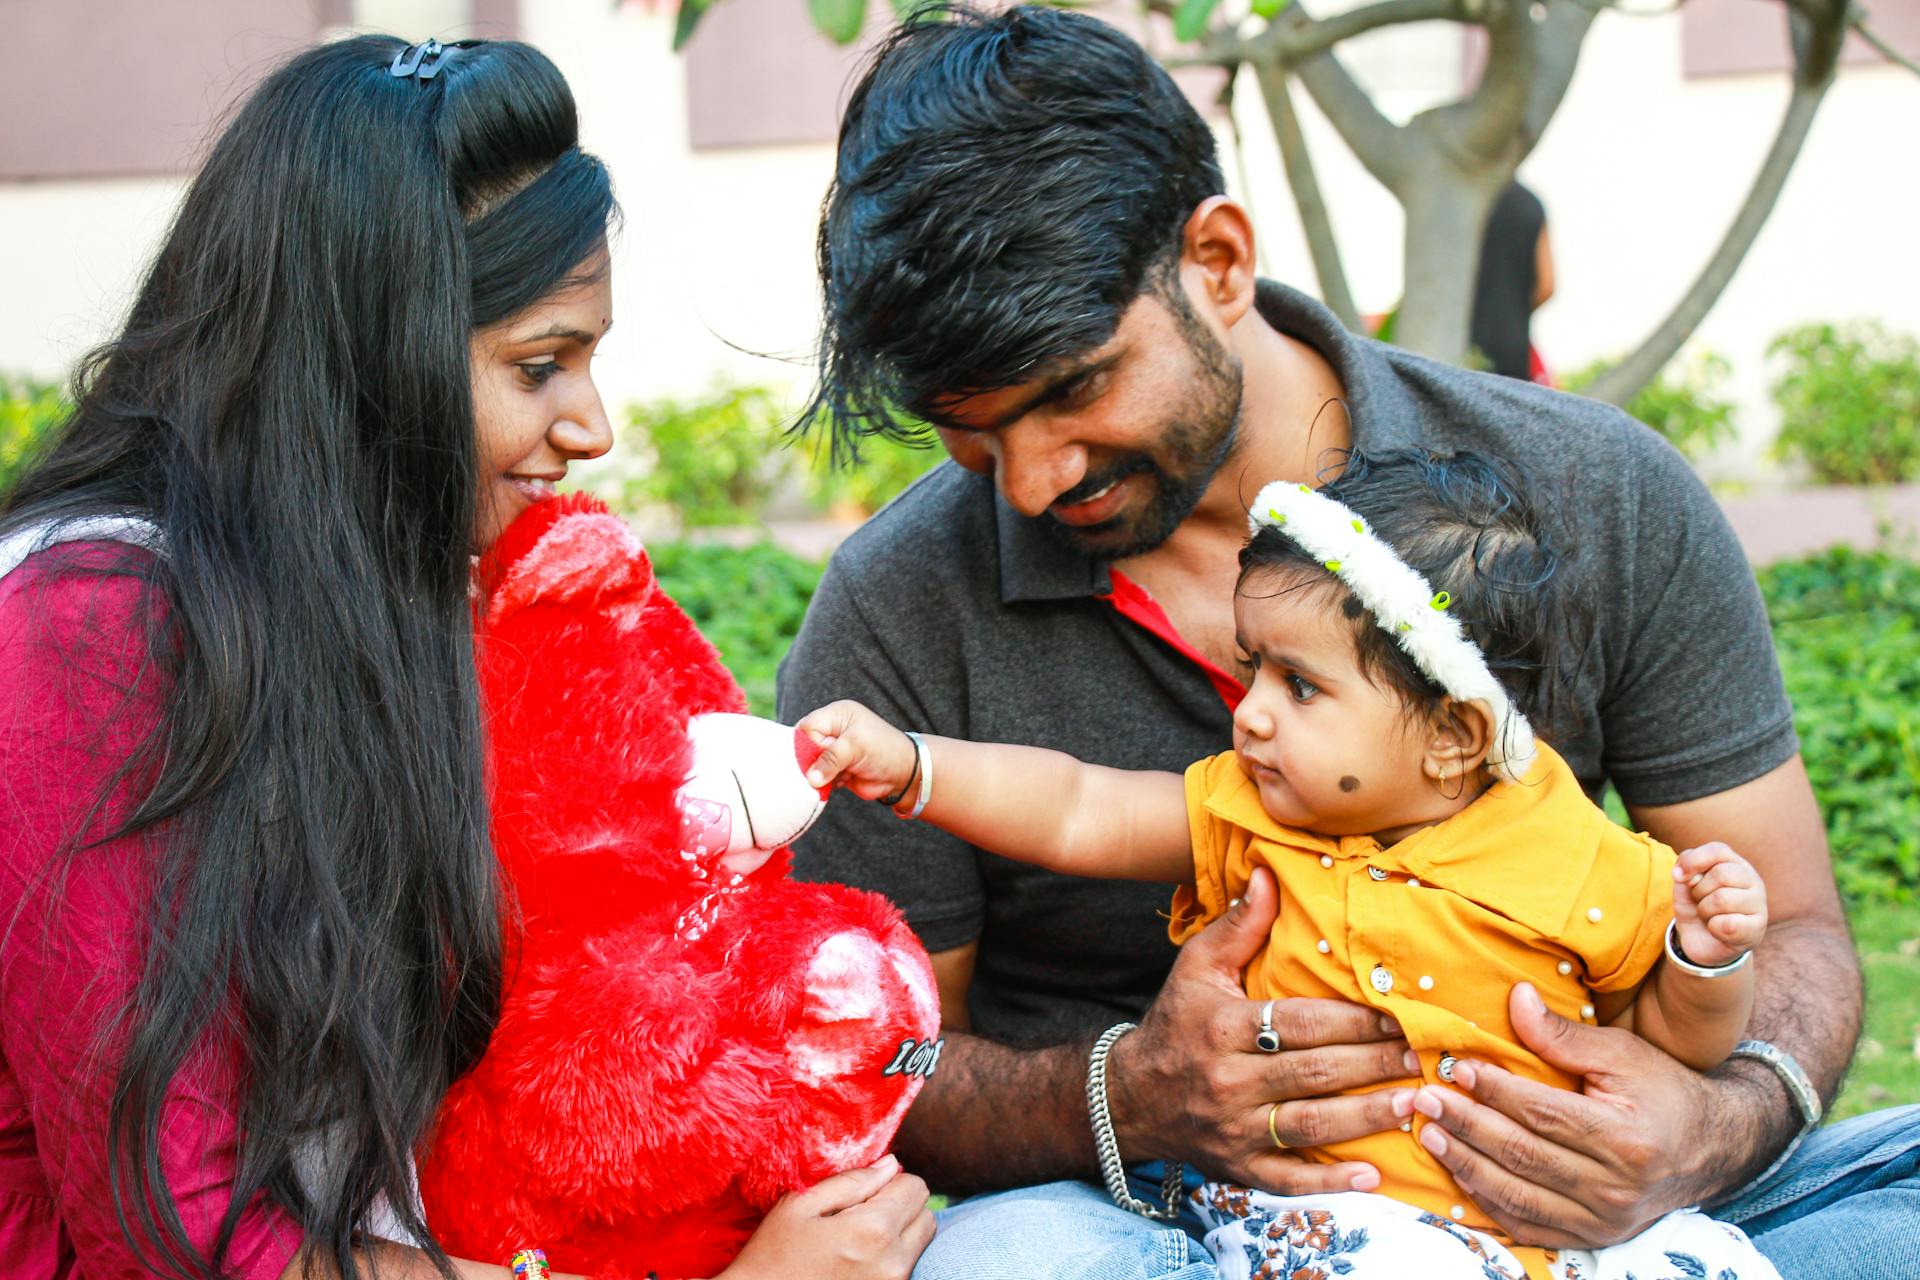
[913,1106,1920,1280]
[1713,1104,1920,1276]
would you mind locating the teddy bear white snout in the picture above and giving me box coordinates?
[677,713,830,877]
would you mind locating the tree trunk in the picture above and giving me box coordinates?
[1392,144,1503,363]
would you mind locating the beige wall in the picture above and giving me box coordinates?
[2,0,1915,478]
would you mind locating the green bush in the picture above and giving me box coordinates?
[1,373,69,496]
[805,433,945,515]
[1769,322,1920,485]
[623,385,794,527]
[651,540,824,716]
[1563,351,1738,462]
[1759,546,1920,905]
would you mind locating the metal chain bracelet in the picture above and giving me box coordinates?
[1086,1022,1185,1221]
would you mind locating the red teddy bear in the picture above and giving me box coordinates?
[419,495,940,1280]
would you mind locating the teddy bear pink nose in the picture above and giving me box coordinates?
[794,726,830,800]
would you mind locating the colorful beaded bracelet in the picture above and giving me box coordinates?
[507,1249,551,1280]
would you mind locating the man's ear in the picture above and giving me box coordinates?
[1422,698,1496,782]
[1179,196,1257,331]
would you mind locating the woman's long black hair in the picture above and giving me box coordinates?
[1,35,615,1280]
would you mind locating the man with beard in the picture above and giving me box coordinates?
[776,8,1919,1278]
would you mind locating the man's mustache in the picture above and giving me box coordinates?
[1051,455,1159,509]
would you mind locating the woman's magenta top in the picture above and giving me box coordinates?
[0,543,302,1280]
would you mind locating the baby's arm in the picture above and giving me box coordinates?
[797,699,1194,883]
[1608,842,1766,1072]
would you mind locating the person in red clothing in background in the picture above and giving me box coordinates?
[0,32,929,1280]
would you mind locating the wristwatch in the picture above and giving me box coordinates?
[1727,1039,1822,1186]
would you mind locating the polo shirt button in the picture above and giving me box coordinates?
[1407,877,1421,888]
[1368,866,1389,881]
[1370,965,1393,994]
[1317,938,1331,954]
[1557,960,1573,976]
[1437,1053,1458,1082]
[1320,854,1334,868]
[1450,1204,1465,1220]
[1587,907,1604,923]
[1581,1004,1596,1020]
[1418,975,1434,991]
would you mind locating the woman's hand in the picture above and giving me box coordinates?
[797,701,919,805]
[720,1155,935,1280]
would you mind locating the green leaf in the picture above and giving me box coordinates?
[809,0,868,44]
[1172,0,1222,43]
[671,0,709,51]
[891,0,929,19]
[1250,0,1291,18]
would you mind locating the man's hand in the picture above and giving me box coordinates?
[1410,982,1725,1248]
[1106,866,1415,1194]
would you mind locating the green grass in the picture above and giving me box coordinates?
[1833,898,1920,1120]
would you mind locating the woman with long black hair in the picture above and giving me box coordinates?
[0,35,931,1280]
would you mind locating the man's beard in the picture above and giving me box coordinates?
[1042,312,1244,561]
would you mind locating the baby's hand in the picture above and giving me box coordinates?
[1670,841,1768,968]
[796,700,921,806]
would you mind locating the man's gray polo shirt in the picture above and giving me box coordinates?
[777,281,1797,1047]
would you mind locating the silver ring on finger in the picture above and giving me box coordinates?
[1255,998,1282,1053]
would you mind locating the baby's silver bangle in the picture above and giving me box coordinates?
[893,731,933,820]
[1664,919,1752,979]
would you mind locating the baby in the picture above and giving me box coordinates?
[798,449,1778,1280]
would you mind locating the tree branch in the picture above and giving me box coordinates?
[1276,4,1414,191]
[1521,0,1603,148]
[1230,0,1468,65]
[1784,0,1854,78]
[1252,63,1362,328]
[1586,3,1844,404]
[1452,0,1538,163]
[1853,16,1920,77]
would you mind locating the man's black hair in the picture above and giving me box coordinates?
[804,4,1225,457]
[1240,449,1590,752]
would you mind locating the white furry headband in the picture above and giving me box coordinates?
[1247,481,1537,785]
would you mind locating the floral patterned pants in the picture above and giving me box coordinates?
[1192,1185,1782,1280]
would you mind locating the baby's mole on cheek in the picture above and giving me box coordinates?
[1338,775,1361,793]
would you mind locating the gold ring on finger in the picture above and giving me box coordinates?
[1266,1100,1288,1151]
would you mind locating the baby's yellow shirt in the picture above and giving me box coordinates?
[1172,744,1676,1280]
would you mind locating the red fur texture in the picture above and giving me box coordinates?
[421,494,939,1280]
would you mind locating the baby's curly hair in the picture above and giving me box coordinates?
[1239,448,1589,749]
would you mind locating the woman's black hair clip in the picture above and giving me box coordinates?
[389,38,478,82]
